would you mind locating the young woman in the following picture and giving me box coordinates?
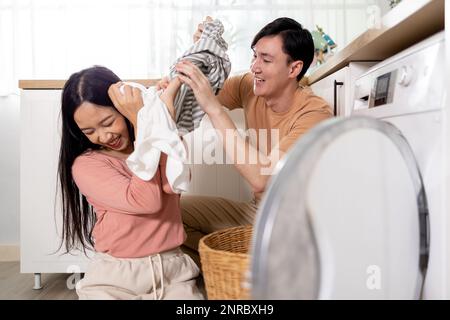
[58,66,203,300]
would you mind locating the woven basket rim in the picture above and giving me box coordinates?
[199,242,250,258]
[199,225,252,258]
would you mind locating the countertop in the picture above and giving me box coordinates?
[307,0,444,84]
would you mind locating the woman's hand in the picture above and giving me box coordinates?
[108,83,144,127]
[175,60,222,116]
[159,77,182,121]
[156,76,170,91]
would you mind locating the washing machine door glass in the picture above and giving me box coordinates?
[251,116,428,299]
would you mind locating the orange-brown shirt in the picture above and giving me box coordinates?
[217,72,332,200]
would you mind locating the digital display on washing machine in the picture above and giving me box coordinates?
[374,73,391,107]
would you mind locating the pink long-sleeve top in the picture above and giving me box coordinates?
[71,150,186,258]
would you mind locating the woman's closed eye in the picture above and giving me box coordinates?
[79,114,115,135]
[83,129,94,135]
[102,120,114,127]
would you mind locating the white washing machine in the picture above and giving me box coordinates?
[250,31,447,299]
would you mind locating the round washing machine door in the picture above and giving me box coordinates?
[251,116,429,299]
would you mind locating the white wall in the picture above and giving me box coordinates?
[0,95,20,245]
[378,1,391,19]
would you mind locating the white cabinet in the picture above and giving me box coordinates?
[20,90,92,280]
[310,62,379,117]
[20,88,252,287]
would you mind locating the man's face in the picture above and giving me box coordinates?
[250,35,300,98]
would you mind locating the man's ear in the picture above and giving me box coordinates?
[289,60,303,79]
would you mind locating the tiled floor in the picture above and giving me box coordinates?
[0,262,78,300]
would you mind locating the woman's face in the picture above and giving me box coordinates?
[74,102,132,153]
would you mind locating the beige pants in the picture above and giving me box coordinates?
[181,195,258,266]
[76,247,204,300]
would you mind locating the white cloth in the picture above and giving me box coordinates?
[121,82,190,193]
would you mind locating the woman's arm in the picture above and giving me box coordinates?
[159,77,182,121]
[72,155,164,214]
[159,153,177,194]
[108,78,181,125]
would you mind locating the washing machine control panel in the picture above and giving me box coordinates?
[352,32,444,118]
[371,70,397,107]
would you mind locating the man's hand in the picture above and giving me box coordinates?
[108,83,143,127]
[193,16,213,43]
[175,60,222,116]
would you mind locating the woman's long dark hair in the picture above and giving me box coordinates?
[58,66,135,254]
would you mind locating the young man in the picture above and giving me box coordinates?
[174,17,333,265]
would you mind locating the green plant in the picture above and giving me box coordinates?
[388,0,402,9]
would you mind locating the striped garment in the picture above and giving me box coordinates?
[169,19,231,135]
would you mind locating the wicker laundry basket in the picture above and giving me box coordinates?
[199,225,253,300]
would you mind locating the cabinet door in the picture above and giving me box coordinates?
[310,67,347,116]
[345,62,380,116]
[20,90,92,274]
[310,62,379,117]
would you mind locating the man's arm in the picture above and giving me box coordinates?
[176,60,282,193]
[208,106,283,193]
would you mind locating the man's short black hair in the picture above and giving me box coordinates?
[251,17,314,81]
